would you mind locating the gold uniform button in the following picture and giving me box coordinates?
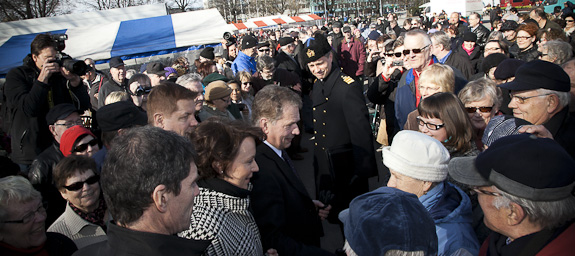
[322,147,325,150]
[313,119,316,123]
[314,143,318,146]
[314,131,317,134]
[322,135,326,138]
[323,123,326,126]
[313,108,316,111]
[323,110,326,113]
[325,97,329,101]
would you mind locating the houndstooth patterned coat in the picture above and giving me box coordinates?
[178,179,263,256]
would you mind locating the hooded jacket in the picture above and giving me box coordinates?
[420,182,480,256]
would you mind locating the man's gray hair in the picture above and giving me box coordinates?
[256,55,275,71]
[538,88,571,108]
[0,176,41,225]
[492,186,575,229]
[251,85,301,126]
[469,12,481,19]
[175,72,202,86]
[541,40,573,65]
[405,29,432,46]
[430,31,451,50]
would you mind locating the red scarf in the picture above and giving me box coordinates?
[462,43,474,56]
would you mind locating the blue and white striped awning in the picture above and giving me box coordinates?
[0,7,230,76]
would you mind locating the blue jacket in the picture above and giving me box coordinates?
[231,51,256,75]
[419,182,479,256]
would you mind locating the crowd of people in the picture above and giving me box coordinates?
[1,3,575,256]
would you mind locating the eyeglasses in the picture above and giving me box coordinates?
[403,44,430,55]
[416,116,445,130]
[509,93,553,104]
[55,120,84,128]
[485,47,501,52]
[242,82,252,85]
[385,53,394,57]
[393,52,403,57]
[538,52,549,58]
[472,187,502,197]
[131,86,152,97]
[516,36,533,40]
[566,20,575,22]
[465,106,493,113]
[1,202,47,224]
[63,175,100,191]
[258,48,271,52]
[73,139,98,153]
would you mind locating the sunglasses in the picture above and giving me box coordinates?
[63,175,100,191]
[132,86,152,96]
[384,53,394,57]
[258,48,271,52]
[465,106,493,113]
[403,44,430,55]
[242,82,252,85]
[566,20,575,22]
[73,139,98,153]
[393,52,403,57]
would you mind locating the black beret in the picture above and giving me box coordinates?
[200,47,215,60]
[499,60,570,92]
[301,33,332,65]
[500,20,518,31]
[481,53,508,74]
[462,32,477,42]
[493,58,526,80]
[109,57,124,68]
[278,37,295,47]
[96,101,148,132]
[46,103,81,125]
[333,21,343,28]
[146,62,166,76]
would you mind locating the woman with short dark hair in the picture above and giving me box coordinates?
[48,155,107,249]
[178,118,277,256]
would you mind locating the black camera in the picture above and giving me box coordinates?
[223,32,236,46]
[133,86,152,97]
[49,33,88,76]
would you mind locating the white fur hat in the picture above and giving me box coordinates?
[382,130,450,182]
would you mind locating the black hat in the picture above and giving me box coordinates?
[342,26,352,33]
[462,32,477,42]
[241,35,258,50]
[96,101,148,132]
[278,37,295,47]
[493,58,525,80]
[333,21,343,28]
[449,134,575,201]
[481,53,508,74]
[109,57,124,69]
[368,31,380,41]
[146,62,166,76]
[202,72,229,85]
[199,47,215,60]
[500,20,518,31]
[256,41,270,49]
[498,60,570,92]
[302,33,332,65]
[46,103,81,125]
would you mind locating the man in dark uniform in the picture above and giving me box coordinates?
[302,34,378,223]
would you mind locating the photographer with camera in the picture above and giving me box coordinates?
[3,33,91,173]
[366,37,406,145]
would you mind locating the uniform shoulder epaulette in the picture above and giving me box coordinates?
[342,75,354,84]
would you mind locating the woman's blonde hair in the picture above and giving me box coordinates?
[105,91,130,105]
[418,63,455,93]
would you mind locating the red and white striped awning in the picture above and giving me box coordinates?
[229,14,322,30]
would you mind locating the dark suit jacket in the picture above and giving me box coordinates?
[275,51,302,78]
[251,143,333,256]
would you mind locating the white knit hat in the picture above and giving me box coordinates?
[382,130,450,182]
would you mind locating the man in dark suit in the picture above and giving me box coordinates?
[274,37,302,78]
[250,86,334,256]
[302,34,378,224]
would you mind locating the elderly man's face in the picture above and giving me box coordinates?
[475,186,510,236]
[166,162,200,234]
[404,35,432,72]
[561,60,575,112]
[257,47,272,57]
[333,27,341,34]
[110,65,126,84]
[503,30,517,41]
[0,198,47,249]
[307,54,332,80]
[449,13,460,25]
[50,112,82,143]
[387,170,429,198]
[468,14,480,27]
[508,90,554,125]
[182,81,204,112]
[243,46,256,58]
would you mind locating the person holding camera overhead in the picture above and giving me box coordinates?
[3,33,91,174]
